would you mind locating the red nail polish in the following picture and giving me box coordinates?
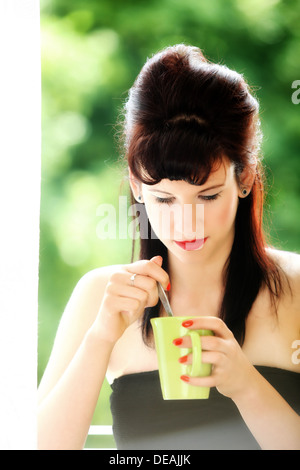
[166,282,171,291]
[179,355,188,363]
[173,338,183,346]
[182,320,193,328]
[180,375,190,382]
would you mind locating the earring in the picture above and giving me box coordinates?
[137,195,142,202]
[242,188,248,196]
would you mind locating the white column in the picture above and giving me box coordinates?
[0,0,40,450]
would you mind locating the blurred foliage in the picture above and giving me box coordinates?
[39,0,300,443]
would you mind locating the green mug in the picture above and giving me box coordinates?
[151,316,213,400]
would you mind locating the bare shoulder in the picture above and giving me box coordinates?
[74,264,123,301]
[267,247,300,325]
[267,247,300,285]
[77,263,124,287]
[60,264,124,329]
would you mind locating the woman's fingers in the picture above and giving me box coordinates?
[172,317,252,397]
[125,258,170,291]
[181,316,234,340]
[173,318,232,375]
[109,270,156,295]
[108,264,165,308]
[97,257,169,343]
[98,256,171,343]
[173,331,227,354]
[177,350,225,366]
[180,374,217,388]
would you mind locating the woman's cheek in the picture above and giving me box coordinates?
[144,203,173,240]
[216,196,239,229]
[205,196,238,235]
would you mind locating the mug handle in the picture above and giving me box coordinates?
[186,330,202,377]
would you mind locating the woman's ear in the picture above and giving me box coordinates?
[128,169,143,203]
[238,162,257,198]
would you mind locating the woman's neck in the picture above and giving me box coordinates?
[166,246,229,316]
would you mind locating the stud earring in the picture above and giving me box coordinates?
[137,195,142,202]
[242,188,248,196]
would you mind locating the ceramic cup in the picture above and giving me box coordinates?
[151,316,213,399]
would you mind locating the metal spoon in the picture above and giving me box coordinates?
[157,282,174,317]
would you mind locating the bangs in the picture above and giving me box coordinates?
[128,121,224,186]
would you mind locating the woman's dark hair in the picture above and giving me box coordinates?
[121,44,285,345]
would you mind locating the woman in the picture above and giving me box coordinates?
[38,44,300,450]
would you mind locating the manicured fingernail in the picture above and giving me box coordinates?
[180,375,190,382]
[182,320,193,328]
[179,355,188,363]
[173,338,183,346]
[166,282,171,291]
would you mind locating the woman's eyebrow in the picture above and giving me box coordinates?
[198,184,225,193]
[149,184,225,196]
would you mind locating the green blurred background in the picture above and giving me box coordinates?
[39,0,300,448]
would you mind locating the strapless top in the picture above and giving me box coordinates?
[109,366,300,450]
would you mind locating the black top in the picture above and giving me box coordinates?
[110,366,300,450]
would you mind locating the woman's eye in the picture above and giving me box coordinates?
[155,197,174,205]
[154,193,221,204]
[200,193,221,202]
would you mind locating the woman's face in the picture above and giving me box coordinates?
[141,160,241,263]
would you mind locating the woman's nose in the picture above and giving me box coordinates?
[174,203,204,239]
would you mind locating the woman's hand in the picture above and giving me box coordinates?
[174,316,256,401]
[92,256,169,345]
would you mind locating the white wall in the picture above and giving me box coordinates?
[0,0,40,450]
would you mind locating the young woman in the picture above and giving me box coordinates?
[38,44,300,450]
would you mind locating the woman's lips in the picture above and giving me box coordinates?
[174,237,208,251]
